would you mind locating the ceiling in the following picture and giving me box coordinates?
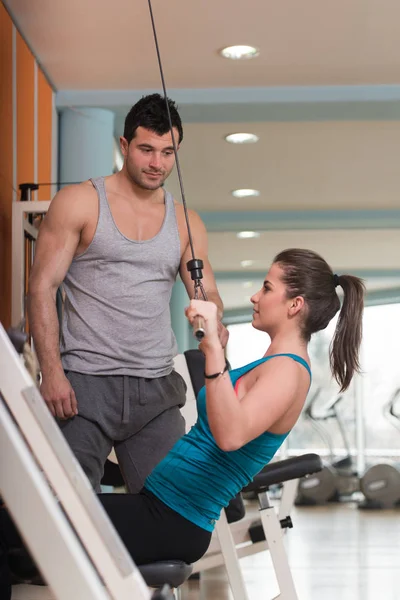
[5,0,400,312]
[167,121,400,212]
[208,229,400,271]
[7,0,400,89]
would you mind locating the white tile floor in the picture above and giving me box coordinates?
[185,503,400,600]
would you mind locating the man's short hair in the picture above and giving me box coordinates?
[123,93,183,144]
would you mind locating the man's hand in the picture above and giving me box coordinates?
[40,372,78,420]
[217,321,229,349]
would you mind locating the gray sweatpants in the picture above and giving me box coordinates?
[59,370,187,493]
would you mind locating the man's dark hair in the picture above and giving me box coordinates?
[123,93,183,144]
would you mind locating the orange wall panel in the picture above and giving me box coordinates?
[16,31,35,191]
[0,11,55,327]
[38,70,53,200]
[0,3,13,326]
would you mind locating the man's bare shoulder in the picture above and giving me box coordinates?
[50,181,97,212]
[46,181,98,230]
[53,180,96,202]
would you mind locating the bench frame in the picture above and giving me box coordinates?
[189,480,299,600]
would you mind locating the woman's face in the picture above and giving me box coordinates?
[250,263,293,333]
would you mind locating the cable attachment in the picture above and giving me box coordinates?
[186,259,204,282]
[187,259,208,340]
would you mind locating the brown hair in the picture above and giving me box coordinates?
[274,248,365,391]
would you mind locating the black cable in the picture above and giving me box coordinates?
[147,0,207,340]
[147,0,207,311]
[147,0,197,263]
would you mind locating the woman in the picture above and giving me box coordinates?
[0,248,365,579]
[96,248,365,565]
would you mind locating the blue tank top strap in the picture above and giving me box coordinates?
[272,353,312,379]
[230,353,311,383]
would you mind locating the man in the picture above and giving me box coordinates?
[28,93,228,493]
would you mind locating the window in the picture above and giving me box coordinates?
[227,303,400,463]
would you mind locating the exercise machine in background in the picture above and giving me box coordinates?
[295,390,359,505]
[359,389,400,510]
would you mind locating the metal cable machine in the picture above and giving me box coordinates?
[0,322,160,599]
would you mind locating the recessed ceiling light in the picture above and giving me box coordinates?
[242,281,254,288]
[225,133,259,144]
[232,189,260,198]
[220,45,259,60]
[237,231,260,239]
[241,260,254,268]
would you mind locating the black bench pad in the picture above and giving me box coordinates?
[243,453,323,492]
[7,554,192,591]
[138,560,193,588]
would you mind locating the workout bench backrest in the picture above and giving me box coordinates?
[173,351,203,432]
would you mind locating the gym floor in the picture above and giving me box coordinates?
[185,502,400,600]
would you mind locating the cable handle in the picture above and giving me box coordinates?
[188,260,207,341]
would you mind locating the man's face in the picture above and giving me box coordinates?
[120,126,178,191]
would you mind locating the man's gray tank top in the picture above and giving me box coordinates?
[60,177,181,378]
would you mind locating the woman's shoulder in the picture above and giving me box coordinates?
[262,353,310,377]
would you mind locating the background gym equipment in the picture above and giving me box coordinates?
[12,195,50,329]
[295,389,359,505]
[358,388,400,510]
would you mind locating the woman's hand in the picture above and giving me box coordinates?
[185,299,222,350]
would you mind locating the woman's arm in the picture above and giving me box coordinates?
[186,300,307,451]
